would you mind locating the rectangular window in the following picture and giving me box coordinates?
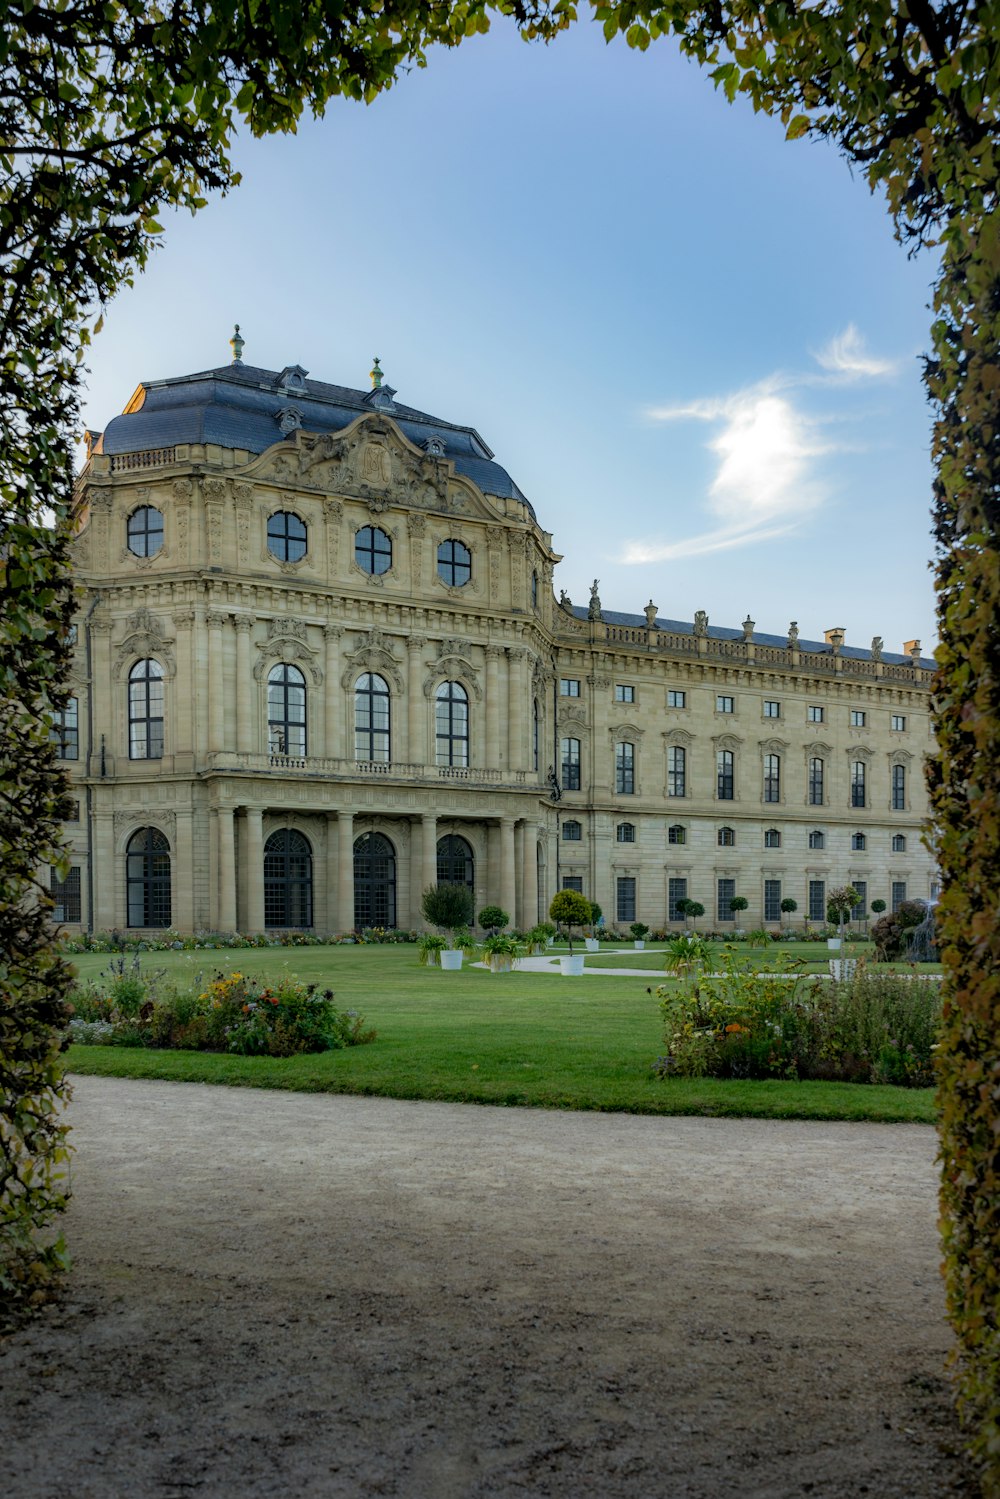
[891,714,907,732]
[615,741,635,795]
[50,866,81,923]
[667,825,686,845]
[763,753,781,803]
[667,690,686,709]
[764,880,782,923]
[764,828,781,848]
[717,878,736,923]
[851,880,867,919]
[616,877,636,924]
[561,736,581,791]
[808,830,825,850]
[616,822,636,843]
[667,745,686,798]
[808,757,824,806]
[51,697,79,760]
[892,763,906,810]
[615,684,634,703]
[763,700,780,718]
[716,695,734,714]
[562,820,582,841]
[809,880,826,923]
[808,705,824,723]
[891,881,907,913]
[851,832,867,851]
[717,826,735,847]
[850,710,866,727]
[716,749,734,800]
[668,877,688,921]
[563,875,584,893]
[560,678,580,697]
[851,761,866,808]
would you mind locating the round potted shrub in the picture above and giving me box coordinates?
[421,882,474,971]
[630,921,650,950]
[729,895,749,934]
[585,901,602,952]
[826,885,861,950]
[549,889,592,976]
[478,904,510,937]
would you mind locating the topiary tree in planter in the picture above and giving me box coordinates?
[780,897,798,923]
[421,884,474,948]
[477,904,509,936]
[870,898,887,917]
[589,901,603,935]
[827,885,862,942]
[549,890,592,955]
[729,895,749,927]
[687,901,705,932]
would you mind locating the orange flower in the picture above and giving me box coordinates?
[725,1022,743,1033]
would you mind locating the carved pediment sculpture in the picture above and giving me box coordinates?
[253,615,323,684]
[424,639,483,700]
[341,626,403,693]
[113,608,176,677]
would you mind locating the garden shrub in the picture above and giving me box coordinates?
[67,968,375,1055]
[655,954,941,1086]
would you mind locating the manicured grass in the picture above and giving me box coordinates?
[585,941,943,976]
[64,945,937,1123]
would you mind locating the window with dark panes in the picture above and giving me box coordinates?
[667,745,686,797]
[561,736,581,791]
[616,877,636,924]
[355,525,392,575]
[436,538,472,587]
[267,510,307,562]
[615,741,635,795]
[716,749,734,800]
[127,505,164,558]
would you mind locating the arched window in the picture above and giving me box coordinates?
[562,820,583,841]
[128,659,164,759]
[51,696,78,760]
[354,832,396,928]
[437,834,474,891]
[532,699,539,773]
[436,539,471,587]
[531,570,539,608]
[763,753,781,803]
[851,831,867,851]
[716,749,734,800]
[355,673,391,763]
[126,827,171,927]
[667,824,686,845]
[891,763,906,809]
[615,741,635,794]
[268,664,307,756]
[266,511,307,562]
[127,506,164,558]
[263,829,313,928]
[561,736,581,791]
[808,756,824,805]
[616,822,636,843]
[435,681,469,767]
[667,745,686,797]
[355,525,392,575]
[764,828,781,848]
[808,829,826,850]
[892,833,907,853]
[718,826,736,847]
[851,760,867,808]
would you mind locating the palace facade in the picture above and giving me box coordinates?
[55,338,937,935]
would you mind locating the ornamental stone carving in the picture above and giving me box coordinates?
[113,609,176,677]
[114,808,176,844]
[341,627,403,693]
[253,616,323,684]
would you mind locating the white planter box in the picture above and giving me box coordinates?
[633,940,645,950]
[827,938,842,950]
[489,956,514,973]
[585,938,599,952]
[440,950,463,971]
[560,954,585,976]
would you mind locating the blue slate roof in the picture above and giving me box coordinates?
[567,607,934,670]
[97,361,533,515]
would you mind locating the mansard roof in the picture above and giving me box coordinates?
[96,360,534,516]
[567,607,935,670]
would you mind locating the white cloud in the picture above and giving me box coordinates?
[625,382,828,563]
[814,323,897,380]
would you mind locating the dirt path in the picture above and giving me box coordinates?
[0,1077,974,1498]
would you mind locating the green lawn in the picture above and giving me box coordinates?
[64,944,937,1123]
[584,940,943,976]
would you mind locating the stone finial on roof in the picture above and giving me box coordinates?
[871,636,883,662]
[370,356,383,390]
[742,615,755,642]
[230,324,245,364]
[644,600,658,629]
[787,621,799,647]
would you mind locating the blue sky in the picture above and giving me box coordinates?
[79,19,941,654]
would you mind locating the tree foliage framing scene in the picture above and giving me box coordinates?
[1,0,997,1482]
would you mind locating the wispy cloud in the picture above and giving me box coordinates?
[623,326,895,563]
[624,382,828,563]
[814,323,898,380]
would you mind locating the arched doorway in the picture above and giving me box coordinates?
[263,828,313,927]
[354,832,396,929]
[126,826,171,927]
[437,833,474,894]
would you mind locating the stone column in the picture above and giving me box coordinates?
[485,646,501,770]
[245,806,264,932]
[421,813,437,908]
[337,811,355,933]
[324,625,343,762]
[234,616,254,754]
[521,821,539,930]
[174,807,195,933]
[206,611,226,755]
[507,648,525,774]
[406,636,426,767]
[215,806,236,931]
[92,804,115,929]
[514,820,525,930]
[500,816,516,924]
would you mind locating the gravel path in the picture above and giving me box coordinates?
[0,1077,974,1498]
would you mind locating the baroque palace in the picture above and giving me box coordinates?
[55,333,937,935]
